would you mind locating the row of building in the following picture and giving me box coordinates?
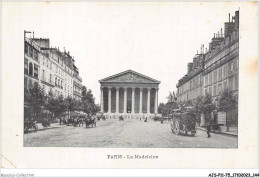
[176,11,239,125]
[24,32,83,101]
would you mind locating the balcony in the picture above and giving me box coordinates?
[41,77,55,87]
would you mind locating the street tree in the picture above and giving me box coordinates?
[24,82,45,121]
[65,96,76,119]
[166,91,177,102]
[218,89,237,131]
[81,85,98,115]
[198,93,216,123]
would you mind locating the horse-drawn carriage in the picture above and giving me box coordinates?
[24,120,38,133]
[85,116,96,128]
[170,109,196,136]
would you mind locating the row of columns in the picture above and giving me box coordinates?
[100,87,158,114]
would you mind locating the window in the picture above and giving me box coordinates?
[29,47,33,57]
[55,78,57,86]
[229,77,234,90]
[214,70,217,82]
[235,76,238,90]
[231,62,234,72]
[24,58,28,74]
[58,79,60,88]
[224,80,227,89]
[25,43,28,54]
[29,62,33,76]
[209,72,212,84]
[24,77,27,89]
[61,81,63,89]
[34,50,38,61]
[213,84,216,96]
[50,74,52,83]
[219,67,222,80]
[34,64,38,78]
[224,64,227,78]
[209,86,212,96]
[218,83,222,94]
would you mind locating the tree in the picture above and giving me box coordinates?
[218,89,237,131]
[81,86,97,115]
[24,82,45,121]
[198,93,216,124]
[166,91,177,102]
[45,92,66,120]
[193,96,203,114]
[158,103,165,115]
[65,96,76,119]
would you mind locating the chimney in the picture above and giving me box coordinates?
[235,10,239,30]
[221,28,223,37]
[229,13,230,22]
[214,33,215,38]
[202,44,204,54]
[33,31,34,38]
[217,31,219,38]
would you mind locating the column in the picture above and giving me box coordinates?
[131,88,135,113]
[147,88,151,114]
[123,87,127,113]
[154,88,158,114]
[108,87,111,113]
[100,87,104,112]
[116,87,119,114]
[139,88,143,113]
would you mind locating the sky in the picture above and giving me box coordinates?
[19,2,240,104]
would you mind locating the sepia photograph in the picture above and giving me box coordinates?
[1,1,259,173]
[23,4,239,148]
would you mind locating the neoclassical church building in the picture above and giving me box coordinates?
[99,70,160,119]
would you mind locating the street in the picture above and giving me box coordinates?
[24,119,237,148]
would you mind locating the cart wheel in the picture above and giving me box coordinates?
[171,123,175,134]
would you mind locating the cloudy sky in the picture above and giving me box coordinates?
[8,2,240,103]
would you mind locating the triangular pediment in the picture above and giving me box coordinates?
[99,70,160,84]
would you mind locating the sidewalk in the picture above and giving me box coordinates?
[197,126,238,137]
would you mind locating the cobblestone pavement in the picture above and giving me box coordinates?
[24,119,237,148]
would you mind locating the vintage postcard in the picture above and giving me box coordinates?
[1,1,259,172]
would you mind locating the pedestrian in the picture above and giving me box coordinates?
[207,122,211,138]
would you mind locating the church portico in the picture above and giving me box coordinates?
[99,70,160,119]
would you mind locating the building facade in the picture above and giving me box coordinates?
[73,65,83,101]
[99,70,160,119]
[176,11,239,126]
[24,34,83,100]
[176,52,205,103]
